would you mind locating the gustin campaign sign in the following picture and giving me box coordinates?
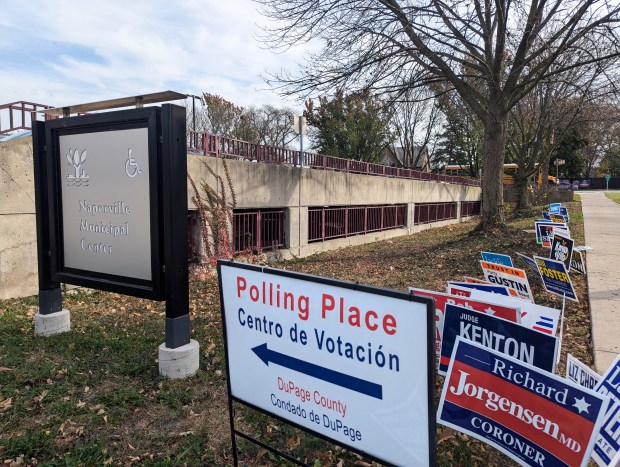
[438,304,557,376]
[534,257,578,302]
[438,338,609,467]
[218,261,435,466]
[480,261,534,303]
[592,353,620,467]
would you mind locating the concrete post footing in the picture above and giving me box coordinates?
[34,309,71,336]
[158,339,200,379]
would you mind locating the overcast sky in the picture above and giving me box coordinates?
[0,0,311,112]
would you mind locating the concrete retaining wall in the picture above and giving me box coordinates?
[1,141,481,299]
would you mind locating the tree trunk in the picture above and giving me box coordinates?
[480,106,508,230]
[513,172,530,213]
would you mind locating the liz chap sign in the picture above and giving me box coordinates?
[218,261,435,466]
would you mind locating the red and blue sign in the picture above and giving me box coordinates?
[592,353,620,466]
[439,304,557,375]
[438,338,609,467]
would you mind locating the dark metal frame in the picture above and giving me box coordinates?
[217,260,437,467]
[34,105,190,348]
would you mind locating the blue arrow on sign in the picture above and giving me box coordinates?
[252,343,383,400]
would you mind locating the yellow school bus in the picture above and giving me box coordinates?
[443,163,556,186]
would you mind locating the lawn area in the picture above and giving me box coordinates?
[606,192,620,204]
[0,202,591,466]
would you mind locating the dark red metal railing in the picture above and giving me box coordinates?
[414,202,458,225]
[233,209,285,253]
[187,130,480,187]
[308,205,407,243]
[0,101,56,135]
[461,201,482,217]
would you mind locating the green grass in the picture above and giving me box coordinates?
[0,202,592,466]
[606,192,620,204]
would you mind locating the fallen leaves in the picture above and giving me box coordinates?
[0,396,13,413]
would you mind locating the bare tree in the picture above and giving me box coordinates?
[257,0,620,229]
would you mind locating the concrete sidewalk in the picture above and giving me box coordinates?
[579,190,620,373]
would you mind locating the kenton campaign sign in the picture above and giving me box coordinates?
[218,262,435,466]
[592,353,620,467]
[439,304,557,375]
[438,338,609,467]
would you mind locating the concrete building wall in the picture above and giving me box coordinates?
[1,139,38,299]
[1,143,481,299]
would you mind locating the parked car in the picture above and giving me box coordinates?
[558,179,572,190]
[579,179,591,189]
[572,181,580,190]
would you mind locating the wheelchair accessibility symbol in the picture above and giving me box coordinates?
[125,148,142,178]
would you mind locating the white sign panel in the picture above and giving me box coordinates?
[59,129,152,280]
[218,263,434,466]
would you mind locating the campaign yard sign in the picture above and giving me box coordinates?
[438,338,609,467]
[480,261,534,303]
[438,304,557,376]
[570,250,587,275]
[468,290,560,336]
[592,353,620,467]
[566,354,600,390]
[551,213,569,224]
[549,203,562,214]
[534,256,578,302]
[516,253,543,280]
[447,282,512,297]
[218,262,435,466]
[535,221,569,247]
[481,251,514,267]
[409,287,520,363]
[550,233,574,271]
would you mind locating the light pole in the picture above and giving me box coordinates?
[554,159,565,184]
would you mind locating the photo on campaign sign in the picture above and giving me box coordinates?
[550,233,574,271]
[409,287,520,365]
[535,221,568,247]
[438,304,557,376]
[218,262,435,466]
[566,354,600,390]
[534,256,578,302]
[438,338,609,467]
[592,353,620,467]
[480,261,534,303]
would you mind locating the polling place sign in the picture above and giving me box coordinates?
[439,304,557,375]
[592,353,620,467]
[438,338,609,467]
[218,262,435,466]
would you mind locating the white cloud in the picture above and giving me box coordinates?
[0,0,313,111]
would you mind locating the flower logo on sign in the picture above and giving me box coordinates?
[66,148,89,186]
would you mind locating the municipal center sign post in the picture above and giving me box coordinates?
[33,103,196,376]
[218,261,436,466]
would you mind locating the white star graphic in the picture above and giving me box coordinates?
[484,307,496,316]
[573,396,591,414]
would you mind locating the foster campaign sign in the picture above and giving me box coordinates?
[438,338,609,467]
[218,261,435,466]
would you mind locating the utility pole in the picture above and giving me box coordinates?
[554,159,565,184]
[292,115,307,167]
